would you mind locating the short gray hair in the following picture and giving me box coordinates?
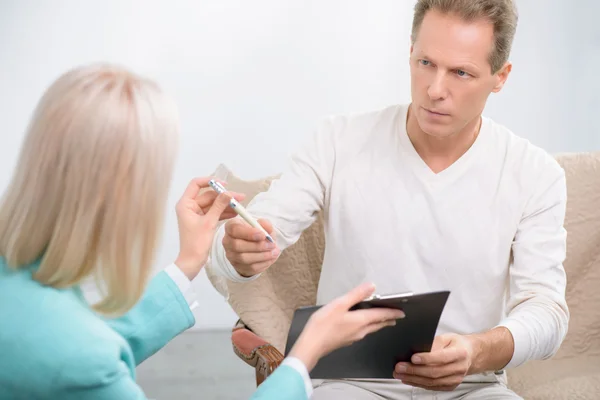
[411,0,518,74]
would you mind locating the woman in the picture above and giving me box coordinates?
[0,64,403,400]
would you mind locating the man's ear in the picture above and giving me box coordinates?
[492,62,512,93]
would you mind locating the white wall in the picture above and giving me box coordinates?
[0,0,596,330]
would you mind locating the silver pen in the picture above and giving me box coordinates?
[208,179,274,243]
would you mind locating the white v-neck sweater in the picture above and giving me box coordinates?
[211,104,569,370]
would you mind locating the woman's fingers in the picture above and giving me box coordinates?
[197,190,245,209]
[334,282,377,310]
[352,307,405,325]
[358,319,398,340]
[180,177,217,201]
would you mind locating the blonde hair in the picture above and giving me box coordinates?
[411,0,518,74]
[0,63,179,316]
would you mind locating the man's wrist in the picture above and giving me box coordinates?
[466,327,514,375]
[466,333,485,374]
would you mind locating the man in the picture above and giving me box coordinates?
[210,0,569,398]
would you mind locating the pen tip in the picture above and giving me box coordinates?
[266,235,274,243]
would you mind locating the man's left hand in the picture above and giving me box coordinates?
[393,333,475,391]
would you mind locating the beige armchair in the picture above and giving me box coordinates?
[205,152,600,398]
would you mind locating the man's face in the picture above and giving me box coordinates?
[409,10,511,138]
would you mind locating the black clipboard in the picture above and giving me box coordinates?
[283,290,450,379]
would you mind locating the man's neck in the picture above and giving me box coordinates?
[406,104,482,174]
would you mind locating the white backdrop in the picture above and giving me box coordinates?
[0,0,597,330]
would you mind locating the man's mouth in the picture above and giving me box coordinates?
[422,107,449,116]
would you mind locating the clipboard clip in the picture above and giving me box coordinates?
[364,292,414,301]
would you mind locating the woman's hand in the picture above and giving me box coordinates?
[174,177,245,280]
[288,282,405,372]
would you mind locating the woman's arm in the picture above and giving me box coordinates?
[105,177,245,364]
[60,372,148,400]
[249,283,405,400]
[249,358,312,400]
[54,346,150,400]
[104,266,196,364]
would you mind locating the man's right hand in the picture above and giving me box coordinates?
[222,218,280,277]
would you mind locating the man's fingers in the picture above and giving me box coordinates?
[393,376,455,392]
[257,218,274,234]
[394,362,461,379]
[411,346,465,365]
[415,385,452,392]
[239,260,274,276]
[225,249,279,266]
[429,334,453,352]
[225,219,266,242]
[223,236,276,253]
[337,282,377,309]
[393,372,462,390]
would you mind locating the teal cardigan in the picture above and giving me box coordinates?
[0,258,308,400]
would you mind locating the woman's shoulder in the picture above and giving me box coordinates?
[0,258,108,342]
[0,258,132,397]
[0,326,132,399]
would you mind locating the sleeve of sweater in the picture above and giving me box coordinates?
[104,269,196,365]
[249,361,311,400]
[498,162,570,368]
[210,116,338,283]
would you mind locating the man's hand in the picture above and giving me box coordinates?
[222,217,280,277]
[393,333,475,391]
[393,327,514,391]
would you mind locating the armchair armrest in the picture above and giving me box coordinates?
[231,320,284,386]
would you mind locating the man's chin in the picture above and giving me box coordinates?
[417,120,453,139]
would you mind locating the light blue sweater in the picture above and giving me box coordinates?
[0,257,307,400]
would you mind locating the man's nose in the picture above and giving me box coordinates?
[427,72,449,101]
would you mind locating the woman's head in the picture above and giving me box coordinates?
[0,63,179,315]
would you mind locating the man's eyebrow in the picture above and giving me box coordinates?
[416,52,482,73]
